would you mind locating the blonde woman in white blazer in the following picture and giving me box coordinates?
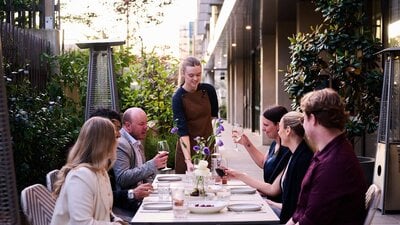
[51,117,127,225]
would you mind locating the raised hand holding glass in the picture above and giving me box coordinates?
[157,140,171,171]
[232,123,243,151]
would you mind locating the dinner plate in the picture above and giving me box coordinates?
[188,201,227,214]
[157,175,182,182]
[230,187,257,194]
[227,203,262,212]
[142,202,172,210]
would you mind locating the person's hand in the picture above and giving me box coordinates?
[185,159,194,172]
[266,199,282,210]
[233,133,249,146]
[225,168,245,179]
[153,152,169,169]
[133,183,153,199]
[114,220,128,225]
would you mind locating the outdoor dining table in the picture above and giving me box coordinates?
[130,174,280,225]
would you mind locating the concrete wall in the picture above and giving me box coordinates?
[297,1,322,33]
[260,34,277,145]
[276,21,295,110]
[232,58,244,125]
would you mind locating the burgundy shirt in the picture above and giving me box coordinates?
[292,133,367,225]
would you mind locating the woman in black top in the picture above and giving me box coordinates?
[233,106,291,202]
[227,111,313,223]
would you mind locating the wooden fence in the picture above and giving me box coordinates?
[1,22,51,91]
[0,0,60,30]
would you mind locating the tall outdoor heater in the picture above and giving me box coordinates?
[373,47,400,213]
[76,40,125,120]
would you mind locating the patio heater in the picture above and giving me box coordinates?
[76,40,125,120]
[373,47,400,213]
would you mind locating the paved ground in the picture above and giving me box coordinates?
[217,121,400,225]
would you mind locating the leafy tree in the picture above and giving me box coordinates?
[60,0,172,45]
[6,46,180,191]
[6,68,82,193]
[44,49,89,109]
[115,48,179,135]
[284,0,383,140]
[113,0,173,46]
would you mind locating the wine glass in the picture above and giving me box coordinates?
[157,140,171,171]
[232,123,243,151]
[215,158,227,178]
[216,158,228,184]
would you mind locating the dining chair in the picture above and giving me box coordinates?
[364,183,381,225]
[46,169,59,193]
[20,184,56,225]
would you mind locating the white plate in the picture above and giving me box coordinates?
[227,203,262,212]
[157,176,182,181]
[188,201,227,214]
[142,202,172,210]
[230,187,256,194]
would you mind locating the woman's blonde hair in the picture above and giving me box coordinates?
[178,56,201,86]
[280,111,305,138]
[52,117,117,197]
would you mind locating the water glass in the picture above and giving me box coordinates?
[172,187,189,218]
[216,187,231,203]
[158,183,171,201]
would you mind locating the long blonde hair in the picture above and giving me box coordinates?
[53,117,117,197]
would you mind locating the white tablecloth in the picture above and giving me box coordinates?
[131,174,280,225]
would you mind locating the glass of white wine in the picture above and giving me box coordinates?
[232,123,243,151]
[157,140,171,171]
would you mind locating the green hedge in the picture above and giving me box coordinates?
[6,48,180,191]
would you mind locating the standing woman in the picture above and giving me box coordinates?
[172,56,219,173]
[51,117,127,225]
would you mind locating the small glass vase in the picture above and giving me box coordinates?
[190,175,206,197]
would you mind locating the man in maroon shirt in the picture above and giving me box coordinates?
[286,88,367,225]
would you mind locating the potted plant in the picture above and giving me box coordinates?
[284,0,383,184]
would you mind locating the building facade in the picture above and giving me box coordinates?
[196,0,395,153]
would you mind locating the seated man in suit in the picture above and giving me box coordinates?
[90,108,153,219]
[113,107,168,197]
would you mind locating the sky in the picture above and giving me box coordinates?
[138,0,196,55]
[62,0,196,56]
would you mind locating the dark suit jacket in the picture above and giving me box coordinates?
[109,169,140,215]
[113,129,156,190]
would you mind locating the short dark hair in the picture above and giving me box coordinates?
[89,108,121,124]
[263,105,288,124]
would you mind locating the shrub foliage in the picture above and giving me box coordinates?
[284,0,383,140]
[6,48,180,191]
